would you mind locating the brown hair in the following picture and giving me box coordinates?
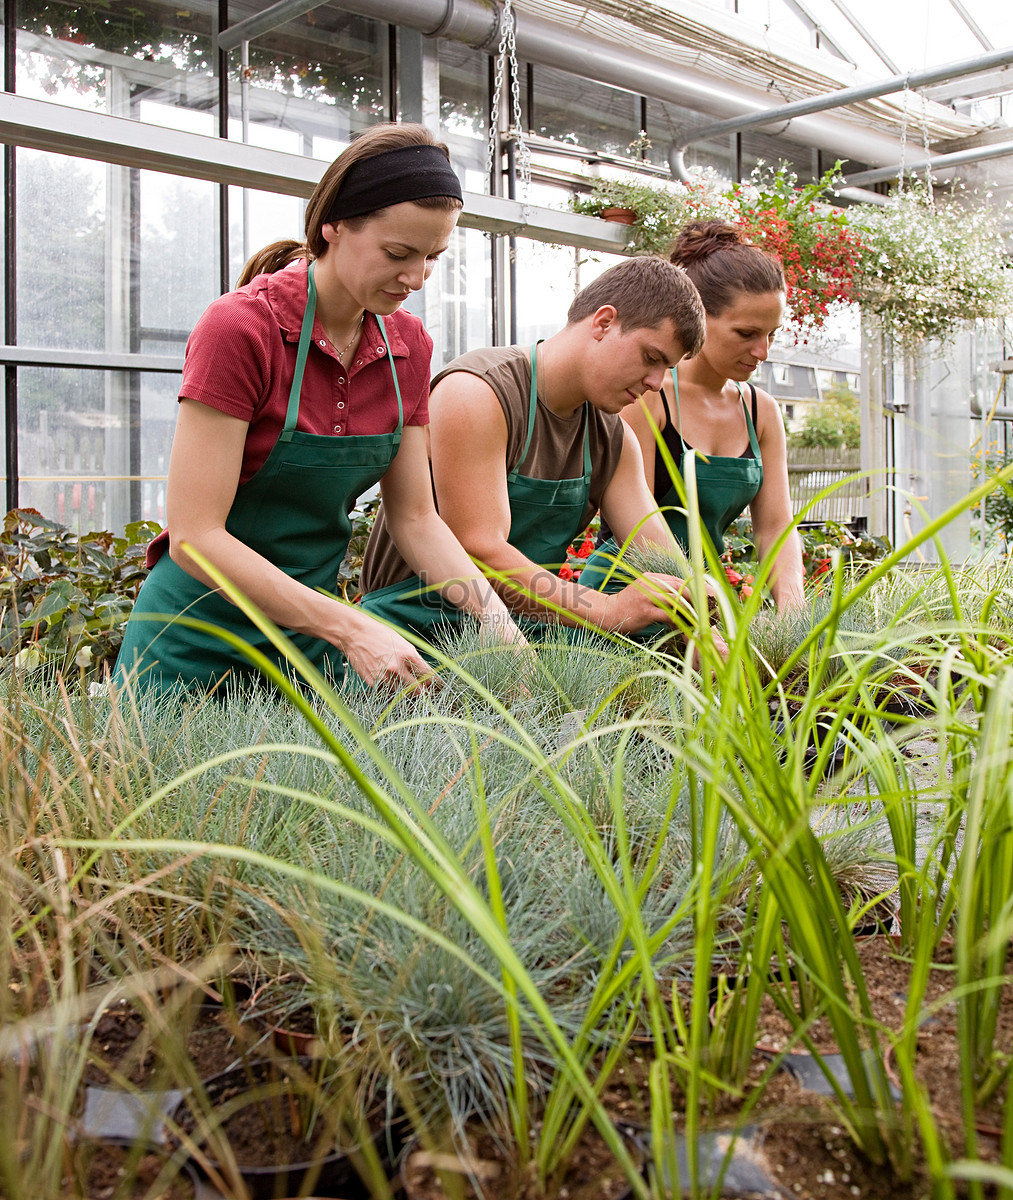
[236,123,461,287]
[669,221,785,316]
[566,256,706,357]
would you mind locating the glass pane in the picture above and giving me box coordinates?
[425,225,491,369]
[532,65,637,156]
[17,1,214,119]
[18,366,178,534]
[741,132,817,183]
[644,97,734,180]
[17,149,105,351]
[224,5,389,147]
[138,166,219,350]
[440,39,487,147]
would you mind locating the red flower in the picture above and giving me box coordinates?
[577,536,595,559]
[725,567,743,586]
[559,565,575,581]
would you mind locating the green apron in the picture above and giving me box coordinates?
[116,261,404,696]
[361,342,592,643]
[581,370,762,592]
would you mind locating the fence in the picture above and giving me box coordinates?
[787,447,865,525]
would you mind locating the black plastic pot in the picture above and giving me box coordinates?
[171,1056,400,1200]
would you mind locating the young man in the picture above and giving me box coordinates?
[359,255,707,643]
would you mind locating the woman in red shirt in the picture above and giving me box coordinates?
[117,123,520,697]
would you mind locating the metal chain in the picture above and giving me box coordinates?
[918,88,935,206]
[485,0,531,200]
[897,84,908,195]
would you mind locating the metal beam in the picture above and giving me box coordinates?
[0,94,630,253]
[844,138,1013,187]
[217,1,323,52]
[947,0,993,51]
[825,0,899,73]
[0,344,183,372]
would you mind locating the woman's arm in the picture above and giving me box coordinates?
[378,424,525,644]
[749,388,805,610]
[167,399,434,686]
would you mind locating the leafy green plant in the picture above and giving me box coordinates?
[722,515,891,600]
[569,178,684,256]
[11,469,1013,1196]
[0,508,157,680]
[789,383,861,450]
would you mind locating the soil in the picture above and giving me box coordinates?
[170,1056,390,1183]
[399,1124,640,1200]
[751,938,958,1055]
[82,999,260,1088]
[65,945,1013,1199]
[60,1141,196,1200]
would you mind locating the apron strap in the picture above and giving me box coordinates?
[524,341,591,477]
[284,261,404,440]
[283,259,319,436]
[734,381,762,459]
[669,367,683,440]
[521,342,541,461]
[376,313,404,435]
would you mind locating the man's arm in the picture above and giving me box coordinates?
[429,373,688,633]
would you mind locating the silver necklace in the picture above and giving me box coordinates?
[336,314,364,362]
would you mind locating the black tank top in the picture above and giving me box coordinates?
[597,382,758,545]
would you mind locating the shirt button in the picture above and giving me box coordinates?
[337,401,345,409]
[376,345,386,356]
[318,339,326,347]
[333,425,341,433]
[355,359,363,366]
[337,377,345,384]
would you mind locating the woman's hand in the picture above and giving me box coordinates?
[337,604,436,689]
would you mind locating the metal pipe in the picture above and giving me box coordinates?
[844,138,1013,186]
[671,43,1013,150]
[331,0,909,167]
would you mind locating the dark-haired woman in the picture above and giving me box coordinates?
[116,123,521,697]
[582,220,804,610]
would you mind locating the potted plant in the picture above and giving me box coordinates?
[569,178,682,256]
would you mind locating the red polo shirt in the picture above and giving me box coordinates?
[147,257,432,566]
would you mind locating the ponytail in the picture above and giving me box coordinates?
[236,239,308,288]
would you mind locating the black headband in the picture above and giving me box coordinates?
[326,144,463,222]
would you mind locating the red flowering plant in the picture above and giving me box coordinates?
[732,163,864,341]
[559,527,598,582]
[722,516,890,600]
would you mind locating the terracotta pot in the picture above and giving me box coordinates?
[600,206,637,225]
[172,1057,400,1200]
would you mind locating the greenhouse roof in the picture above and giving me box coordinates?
[512,0,1011,145]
